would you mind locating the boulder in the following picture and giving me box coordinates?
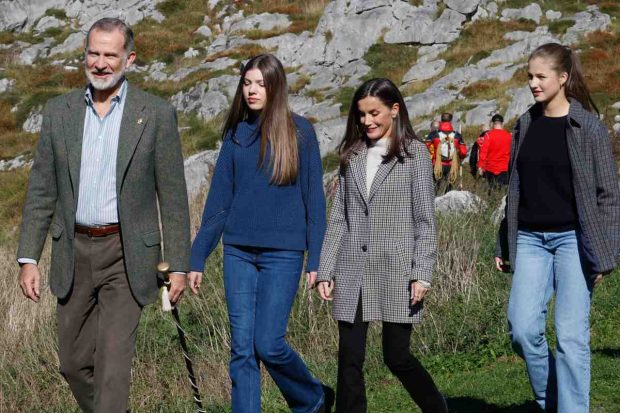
[465,100,497,126]
[184,148,220,199]
[228,12,291,34]
[491,196,506,225]
[562,7,611,45]
[471,1,498,21]
[444,0,481,15]
[0,154,33,171]
[184,47,199,58]
[23,106,43,134]
[402,59,446,84]
[170,83,229,122]
[195,25,213,38]
[435,190,486,214]
[49,32,85,56]
[0,77,15,93]
[314,117,347,157]
[545,10,562,21]
[207,74,239,99]
[404,88,458,118]
[298,100,341,123]
[477,27,556,68]
[500,3,543,24]
[34,16,65,34]
[505,86,534,121]
[19,38,54,65]
[417,44,448,63]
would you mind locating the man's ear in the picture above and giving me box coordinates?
[126,51,137,68]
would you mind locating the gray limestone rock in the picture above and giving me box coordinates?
[195,25,213,38]
[168,57,236,82]
[404,88,458,118]
[19,38,54,65]
[184,47,200,58]
[184,148,220,199]
[49,32,85,56]
[435,190,486,214]
[208,0,220,9]
[477,27,557,68]
[465,100,497,126]
[34,16,65,34]
[229,12,291,34]
[314,117,347,157]
[298,100,341,123]
[444,0,480,15]
[545,10,562,21]
[171,83,229,122]
[562,7,611,45]
[417,44,449,63]
[257,32,327,68]
[505,86,534,121]
[402,59,446,84]
[207,74,239,99]
[432,63,521,91]
[471,1,498,21]
[0,154,33,171]
[500,3,543,24]
[23,106,43,134]
[612,101,620,110]
[384,7,466,45]
[0,77,15,93]
[491,196,506,225]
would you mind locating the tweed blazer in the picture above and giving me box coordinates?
[317,139,437,324]
[496,100,620,275]
[17,84,191,306]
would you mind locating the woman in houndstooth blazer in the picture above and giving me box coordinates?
[316,78,447,413]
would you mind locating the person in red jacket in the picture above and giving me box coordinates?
[478,113,511,190]
[429,113,467,194]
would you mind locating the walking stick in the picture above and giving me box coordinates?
[158,262,206,413]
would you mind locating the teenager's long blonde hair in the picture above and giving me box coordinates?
[223,54,298,185]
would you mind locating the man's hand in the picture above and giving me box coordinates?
[168,273,187,304]
[410,281,428,306]
[19,263,41,302]
[317,280,334,301]
[188,271,203,295]
[593,274,604,287]
[306,271,317,289]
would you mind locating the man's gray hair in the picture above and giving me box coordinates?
[85,17,135,54]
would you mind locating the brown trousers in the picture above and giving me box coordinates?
[57,232,142,413]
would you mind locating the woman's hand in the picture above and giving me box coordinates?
[306,271,317,289]
[317,280,334,301]
[593,274,604,286]
[410,281,428,306]
[187,271,203,295]
[495,257,511,272]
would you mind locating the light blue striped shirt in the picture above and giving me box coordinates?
[75,80,127,226]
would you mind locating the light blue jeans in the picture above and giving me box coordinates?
[223,244,324,413]
[508,230,593,413]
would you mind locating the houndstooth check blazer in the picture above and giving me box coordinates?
[317,139,437,324]
[496,99,620,275]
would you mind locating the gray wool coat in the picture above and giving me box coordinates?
[17,84,191,306]
[317,139,437,324]
[496,99,620,275]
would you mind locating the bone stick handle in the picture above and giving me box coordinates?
[158,261,173,312]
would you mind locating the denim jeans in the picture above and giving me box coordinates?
[223,244,324,413]
[508,230,593,413]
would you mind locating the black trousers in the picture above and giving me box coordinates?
[336,299,447,413]
[484,171,508,191]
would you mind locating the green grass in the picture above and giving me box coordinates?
[321,151,340,173]
[362,42,418,84]
[179,113,225,157]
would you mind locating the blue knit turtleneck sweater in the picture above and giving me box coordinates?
[190,113,326,272]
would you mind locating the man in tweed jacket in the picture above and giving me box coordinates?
[16,18,190,413]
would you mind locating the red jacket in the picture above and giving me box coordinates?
[425,130,467,166]
[479,128,511,175]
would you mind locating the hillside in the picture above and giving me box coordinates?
[1,1,620,412]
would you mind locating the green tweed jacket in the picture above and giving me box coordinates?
[17,84,191,306]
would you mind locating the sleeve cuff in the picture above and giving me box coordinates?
[17,258,37,266]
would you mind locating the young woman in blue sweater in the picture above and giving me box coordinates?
[189,54,333,413]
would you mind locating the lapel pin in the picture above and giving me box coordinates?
[137,118,143,125]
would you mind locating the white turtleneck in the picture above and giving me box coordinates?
[366,136,389,197]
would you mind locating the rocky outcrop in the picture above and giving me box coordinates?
[23,107,43,134]
[184,148,220,199]
[500,3,543,24]
[171,83,228,122]
[435,190,486,214]
[402,59,445,84]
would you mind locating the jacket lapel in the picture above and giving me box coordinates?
[349,143,368,206]
[64,91,86,205]
[116,85,147,194]
[368,156,398,203]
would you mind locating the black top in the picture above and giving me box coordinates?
[517,115,578,232]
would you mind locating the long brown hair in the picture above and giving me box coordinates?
[529,43,599,114]
[339,78,419,170]
[223,54,298,185]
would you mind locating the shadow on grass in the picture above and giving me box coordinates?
[447,397,539,413]
[592,348,620,358]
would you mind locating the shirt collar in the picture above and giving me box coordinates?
[84,78,128,107]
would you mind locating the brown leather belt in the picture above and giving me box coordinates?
[75,224,120,237]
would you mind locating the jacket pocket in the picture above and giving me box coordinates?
[50,222,64,240]
[142,230,161,247]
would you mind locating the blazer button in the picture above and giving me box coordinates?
[364,208,368,216]
[361,245,367,252]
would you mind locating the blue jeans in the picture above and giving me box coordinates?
[508,230,593,413]
[223,244,324,413]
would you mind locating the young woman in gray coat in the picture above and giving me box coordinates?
[316,78,447,413]
[496,43,620,413]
